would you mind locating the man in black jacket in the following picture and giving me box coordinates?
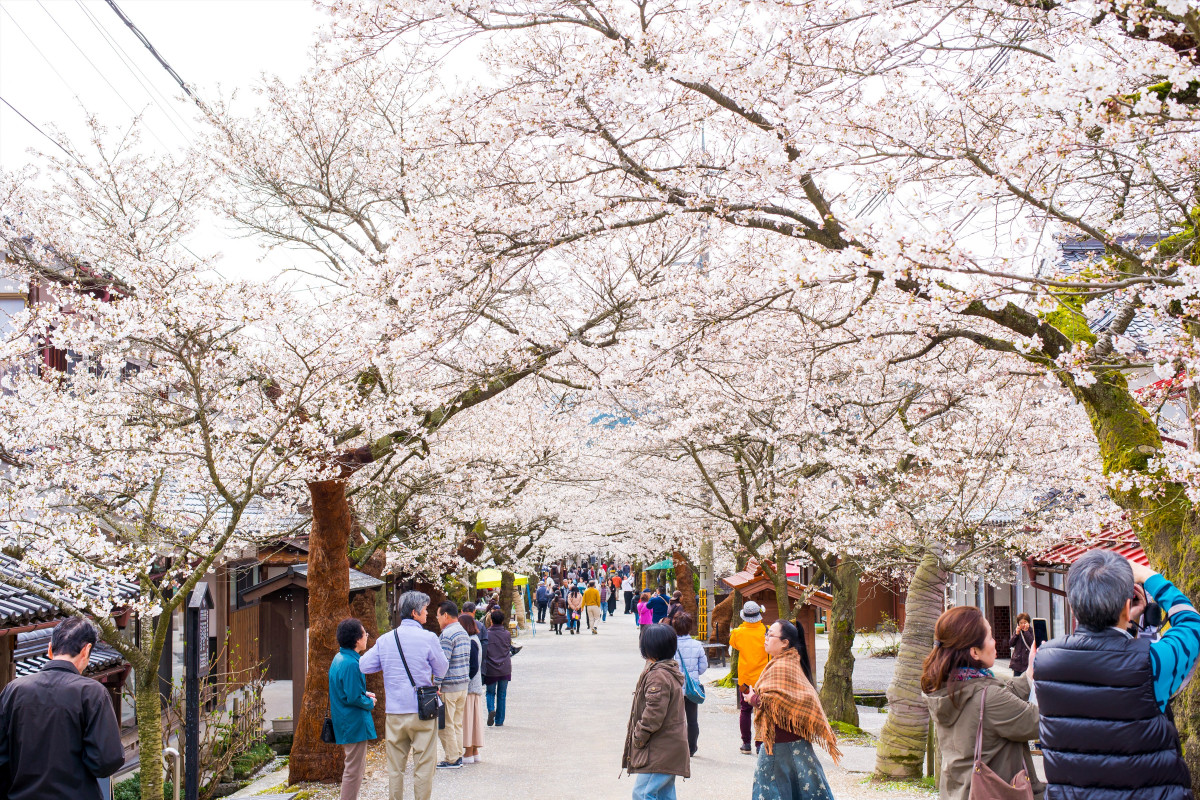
[0,616,126,800]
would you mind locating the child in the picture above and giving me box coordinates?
[622,624,690,799]
[637,592,654,626]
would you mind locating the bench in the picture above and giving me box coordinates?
[702,642,728,668]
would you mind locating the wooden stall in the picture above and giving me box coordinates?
[721,560,834,660]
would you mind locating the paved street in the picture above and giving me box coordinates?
[271,613,932,800]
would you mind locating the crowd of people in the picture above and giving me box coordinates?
[8,551,1190,800]
[328,591,520,800]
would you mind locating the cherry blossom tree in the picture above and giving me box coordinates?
[0,130,386,800]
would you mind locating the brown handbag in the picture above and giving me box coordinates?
[970,687,1034,800]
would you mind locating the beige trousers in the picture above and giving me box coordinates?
[438,689,468,763]
[386,712,438,800]
[586,605,601,631]
[340,740,368,800]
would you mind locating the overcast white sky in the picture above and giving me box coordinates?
[0,0,329,279]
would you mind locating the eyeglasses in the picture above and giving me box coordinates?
[764,633,781,640]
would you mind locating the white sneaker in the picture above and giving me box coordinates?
[463,756,475,764]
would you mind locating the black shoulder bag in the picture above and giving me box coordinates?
[394,629,440,721]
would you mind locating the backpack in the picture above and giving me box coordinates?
[469,639,480,679]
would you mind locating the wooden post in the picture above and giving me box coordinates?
[796,604,817,675]
[288,589,306,728]
[0,634,13,690]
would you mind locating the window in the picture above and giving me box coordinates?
[0,297,24,337]
[230,563,260,610]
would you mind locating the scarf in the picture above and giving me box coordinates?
[951,666,994,682]
[752,648,841,761]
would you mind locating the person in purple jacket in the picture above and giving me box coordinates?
[360,591,448,800]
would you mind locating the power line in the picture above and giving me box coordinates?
[34,0,173,150]
[0,96,80,163]
[0,5,78,97]
[73,0,196,139]
[103,0,199,107]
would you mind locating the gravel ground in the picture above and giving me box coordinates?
[260,615,935,800]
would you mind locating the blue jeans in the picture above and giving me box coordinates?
[602,603,607,621]
[486,679,509,725]
[632,772,676,800]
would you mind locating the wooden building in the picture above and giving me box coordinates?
[721,560,834,660]
[240,561,384,724]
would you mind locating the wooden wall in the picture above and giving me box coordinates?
[227,605,260,688]
[855,577,906,631]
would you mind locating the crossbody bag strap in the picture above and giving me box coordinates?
[393,628,418,688]
[974,686,988,763]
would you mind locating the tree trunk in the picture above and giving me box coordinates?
[771,550,791,620]
[673,550,698,620]
[289,479,352,784]
[874,550,945,780]
[498,569,515,623]
[821,559,862,726]
[136,666,166,800]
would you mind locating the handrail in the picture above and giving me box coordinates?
[162,747,181,800]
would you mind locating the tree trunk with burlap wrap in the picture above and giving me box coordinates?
[289,479,353,784]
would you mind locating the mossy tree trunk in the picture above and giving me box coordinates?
[1074,370,1200,785]
[135,665,166,800]
[821,559,862,726]
[874,550,945,779]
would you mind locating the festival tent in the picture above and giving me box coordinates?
[475,569,530,589]
[644,559,674,571]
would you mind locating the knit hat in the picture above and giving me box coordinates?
[740,600,763,622]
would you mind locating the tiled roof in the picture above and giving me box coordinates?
[1030,528,1148,568]
[13,627,125,677]
[1053,237,1182,355]
[0,553,139,629]
[293,564,384,593]
[241,563,383,602]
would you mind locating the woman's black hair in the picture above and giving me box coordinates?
[336,617,365,650]
[490,609,506,626]
[639,623,678,661]
[774,620,815,686]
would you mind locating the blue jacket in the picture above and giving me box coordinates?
[674,635,708,679]
[536,585,550,603]
[329,648,376,745]
[647,594,669,623]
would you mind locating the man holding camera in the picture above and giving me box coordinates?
[1034,549,1200,799]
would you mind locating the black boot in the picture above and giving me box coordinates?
[487,711,496,726]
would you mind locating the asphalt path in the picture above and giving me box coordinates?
[315,611,931,799]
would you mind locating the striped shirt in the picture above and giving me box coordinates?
[1144,573,1200,711]
[437,622,471,692]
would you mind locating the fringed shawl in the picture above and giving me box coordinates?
[753,648,841,761]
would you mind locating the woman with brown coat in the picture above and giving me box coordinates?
[923,606,1042,800]
[550,595,568,634]
[622,623,690,800]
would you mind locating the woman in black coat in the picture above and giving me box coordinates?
[1008,612,1034,676]
[483,609,513,726]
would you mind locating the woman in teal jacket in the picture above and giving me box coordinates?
[329,618,377,800]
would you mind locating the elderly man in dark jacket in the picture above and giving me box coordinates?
[0,617,125,800]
